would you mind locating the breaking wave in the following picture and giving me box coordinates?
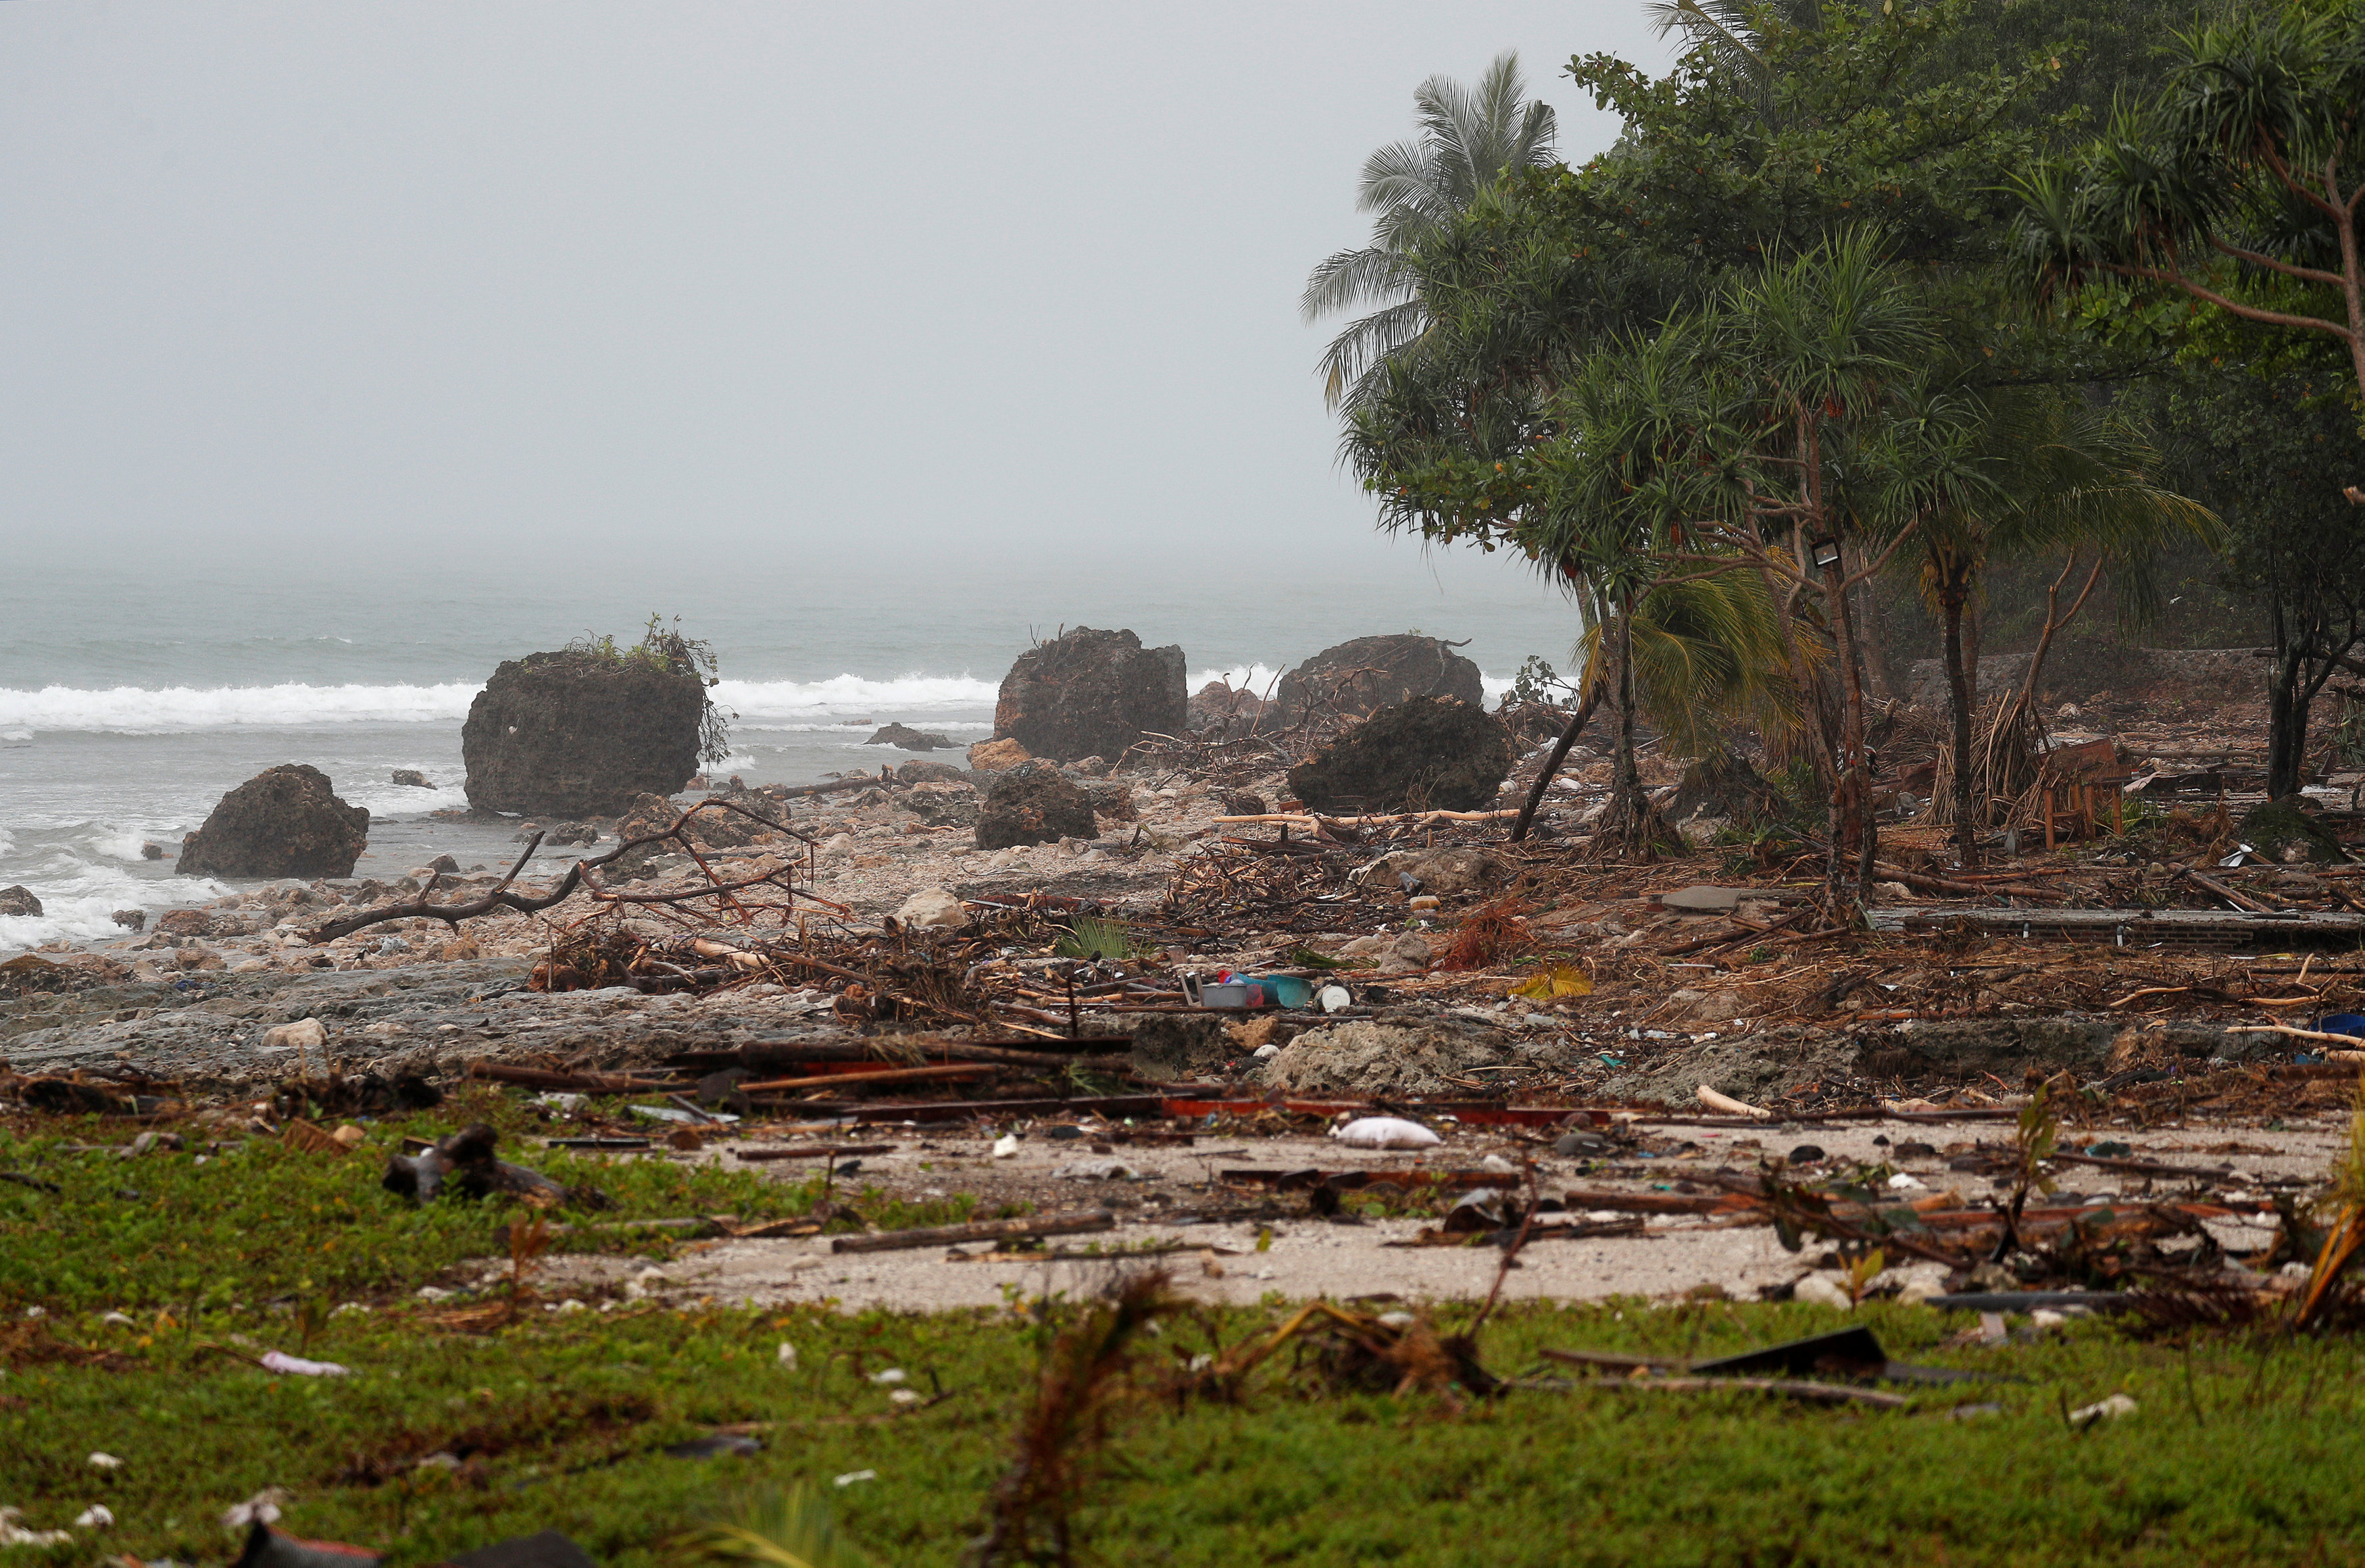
[0,682,480,732]
[0,673,1001,734]
[711,674,998,722]
[0,669,1510,738]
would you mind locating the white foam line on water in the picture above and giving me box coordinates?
[0,682,481,732]
[1190,663,1517,707]
[0,854,234,950]
[0,673,1005,733]
[712,674,999,719]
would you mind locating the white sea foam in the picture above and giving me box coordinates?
[1189,664,1285,698]
[0,674,1002,734]
[712,674,998,721]
[0,856,229,951]
[91,832,155,862]
[0,682,480,732]
[340,782,472,818]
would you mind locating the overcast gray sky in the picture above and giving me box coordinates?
[1,2,1671,584]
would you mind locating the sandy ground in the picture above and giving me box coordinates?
[502,1115,2341,1315]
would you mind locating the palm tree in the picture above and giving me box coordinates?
[1645,0,1824,80]
[1301,51,1558,410]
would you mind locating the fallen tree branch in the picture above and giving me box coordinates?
[302,798,820,944]
[1511,681,1605,844]
[738,1063,1003,1095]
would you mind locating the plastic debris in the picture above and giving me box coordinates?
[1329,1116,1441,1150]
[73,1505,113,1529]
[833,1469,878,1487]
[2069,1393,2138,1427]
[0,1510,73,1546]
[776,1342,798,1369]
[222,1489,291,1529]
[230,1521,382,1568]
[991,1134,1021,1159]
[870,1367,907,1384]
[1052,1157,1136,1180]
[259,1350,351,1377]
[86,1452,124,1470]
[443,1530,599,1568]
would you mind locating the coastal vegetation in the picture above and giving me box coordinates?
[1326,0,2365,894]
[7,1123,2363,1567]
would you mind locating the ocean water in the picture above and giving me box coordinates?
[0,547,1583,951]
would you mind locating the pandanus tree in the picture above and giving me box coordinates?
[2010,1,2365,407]
[1694,232,1939,896]
[2012,0,2365,796]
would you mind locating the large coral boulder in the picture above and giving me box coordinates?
[1269,634,1485,728]
[1287,699,1514,815]
[462,651,711,816]
[176,765,370,879]
[976,761,1097,849]
[993,627,1186,763]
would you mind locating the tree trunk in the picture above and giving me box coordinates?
[2268,646,2309,801]
[1962,602,1983,711]
[1856,578,1898,702]
[1510,680,1606,844]
[1940,565,1978,868]
[1592,601,1672,861]
[1822,550,1876,904]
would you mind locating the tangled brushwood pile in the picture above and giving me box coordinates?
[304,796,830,947]
[1162,838,1362,930]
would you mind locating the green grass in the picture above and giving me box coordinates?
[5,1105,2364,1565]
[5,1297,2363,1566]
[0,1089,988,1315]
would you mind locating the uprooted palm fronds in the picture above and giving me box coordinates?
[2297,1072,2365,1331]
[1923,693,2046,830]
[1438,896,1532,970]
[676,1485,873,1568]
[968,1269,1187,1568]
[1185,1300,1500,1409]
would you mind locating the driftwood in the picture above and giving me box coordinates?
[828,1209,1116,1255]
[301,797,820,944]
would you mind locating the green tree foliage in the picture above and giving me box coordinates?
[1300,51,1559,410]
[2143,372,2365,795]
[1328,0,2226,888]
[1903,387,2214,855]
[2012,0,2365,405]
